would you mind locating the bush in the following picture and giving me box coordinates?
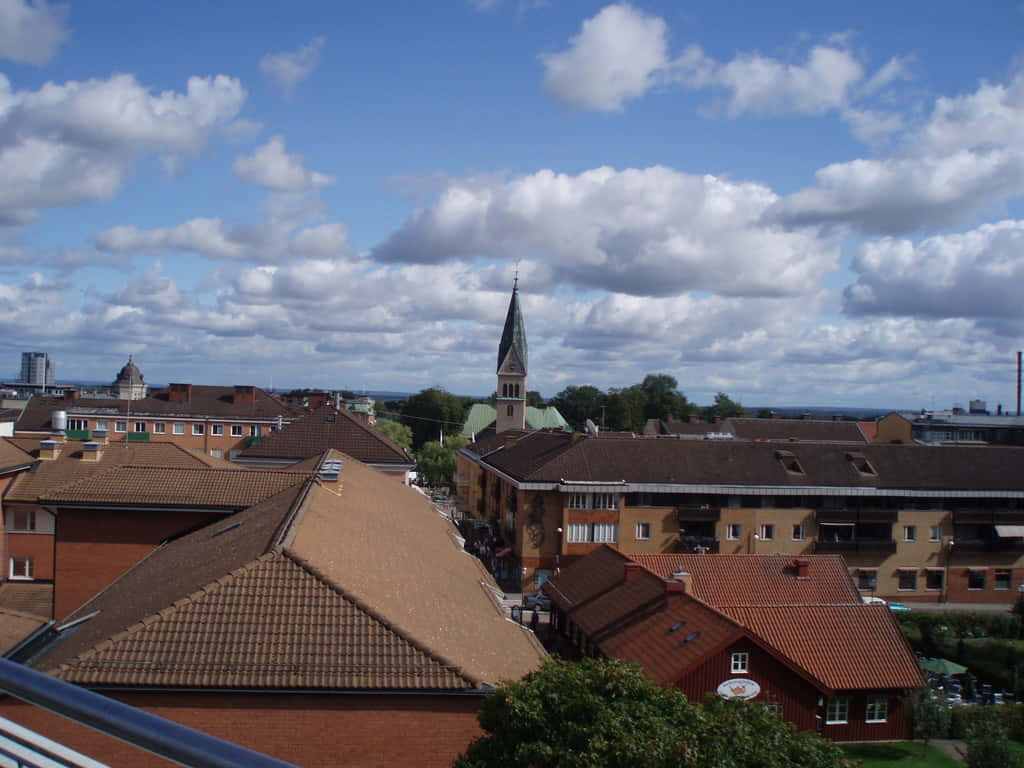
[910,692,951,742]
[965,714,1022,768]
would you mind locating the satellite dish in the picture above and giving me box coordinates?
[584,419,599,436]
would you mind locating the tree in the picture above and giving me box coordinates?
[549,385,605,430]
[373,418,412,451]
[604,386,647,432]
[401,387,468,450]
[526,390,545,407]
[456,658,846,768]
[640,374,696,422]
[908,691,950,745]
[703,392,745,421]
[965,714,1021,768]
[416,436,467,490]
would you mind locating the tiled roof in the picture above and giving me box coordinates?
[0,608,48,655]
[475,432,1024,491]
[727,418,867,443]
[0,582,53,619]
[40,466,309,508]
[39,451,544,691]
[238,405,412,466]
[15,386,294,432]
[461,404,569,438]
[4,440,243,503]
[723,605,923,691]
[629,554,862,606]
[0,438,34,472]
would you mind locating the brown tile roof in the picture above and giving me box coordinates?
[0,608,48,655]
[723,605,923,691]
[0,437,34,472]
[0,582,53,619]
[38,452,544,691]
[40,466,309,508]
[629,554,863,607]
[476,432,1024,491]
[14,386,294,432]
[238,405,412,467]
[726,418,868,443]
[4,440,263,504]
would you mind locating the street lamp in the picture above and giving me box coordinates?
[943,538,955,603]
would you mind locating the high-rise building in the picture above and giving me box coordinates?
[19,352,54,387]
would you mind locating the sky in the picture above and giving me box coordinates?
[0,1,1023,409]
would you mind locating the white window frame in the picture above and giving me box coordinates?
[995,569,1012,591]
[759,524,775,541]
[726,523,741,540]
[249,425,261,437]
[826,696,850,724]
[67,418,88,431]
[134,421,146,433]
[192,423,205,436]
[9,556,33,580]
[94,419,109,431]
[567,523,590,543]
[792,524,806,541]
[968,569,986,590]
[209,448,224,459]
[635,522,651,541]
[569,493,588,510]
[153,422,166,434]
[903,525,916,542]
[593,493,618,510]
[592,523,618,544]
[929,525,941,542]
[114,421,127,433]
[730,652,749,674]
[9,509,36,532]
[865,695,888,723]
[211,424,224,436]
[230,424,243,437]
[173,423,186,435]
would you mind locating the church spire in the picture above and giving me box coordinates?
[496,273,528,433]
[496,279,528,375]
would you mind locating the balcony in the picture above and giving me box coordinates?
[814,539,897,555]
[676,506,721,524]
[952,538,1024,553]
[677,535,719,554]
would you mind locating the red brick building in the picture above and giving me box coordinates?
[543,546,923,741]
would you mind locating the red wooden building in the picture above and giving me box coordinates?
[543,546,923,740]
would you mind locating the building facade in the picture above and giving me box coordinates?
[19,352,54,388]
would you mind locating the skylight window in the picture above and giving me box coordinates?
[681,631,700,646]
[774,449,805,475]
[846,452,877,476]
[668,620,686,634]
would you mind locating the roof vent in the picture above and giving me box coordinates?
[319,458,343,484]
[39,439,61,460]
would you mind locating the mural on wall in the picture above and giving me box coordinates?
[527,493,546,548]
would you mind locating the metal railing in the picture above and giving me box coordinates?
[0,658,298,768]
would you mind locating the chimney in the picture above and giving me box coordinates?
[832,414,843,422]
[689,415,699,424]
[794,558,810,580]
[665,578,687,606]
[233,385,255,405]
[81,441,104,462]
[801,413,812,420]
[770,411,780,419]
[66,389,79,402]
[39,439,61,460]
[623,562,643,583]
[670,568,693,594]
[169,383,192,403]
[91,428,109,445]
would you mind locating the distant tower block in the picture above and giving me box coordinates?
[112,355,148,400]
[495,275,527,433]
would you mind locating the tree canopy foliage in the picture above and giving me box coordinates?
[400,387,470,450]
[702,392,746,421]
[456,658,846,768]
[548,374,701,432]
[416,435,468,490]
[373,418,412,451]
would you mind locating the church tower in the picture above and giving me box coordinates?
[112,355,148,400]
[496,277,527,433]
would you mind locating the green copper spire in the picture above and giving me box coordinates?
[497,280,528,374]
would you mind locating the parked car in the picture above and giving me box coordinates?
[522,591,552,611]
[861,595,910,612]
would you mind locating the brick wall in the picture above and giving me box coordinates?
[0,690,484,768]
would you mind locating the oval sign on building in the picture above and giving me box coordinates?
[717,678,761,700]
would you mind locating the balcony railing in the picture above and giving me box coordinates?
[0,657,297,768]
[677,535,719,554]
[814,539,897,555]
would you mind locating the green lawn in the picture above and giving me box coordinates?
[842,742,962,767]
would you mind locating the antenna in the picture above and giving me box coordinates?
[513,258,521,290]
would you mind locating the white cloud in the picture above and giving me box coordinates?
[260,37,325,96]
[0,0,68,65]
[95,219,248,261]
[0,73,246,224]
[540,4,670,112]
[373,165,838,298]
[231,135,335,192]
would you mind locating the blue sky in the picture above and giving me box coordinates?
[1,1,1023,409]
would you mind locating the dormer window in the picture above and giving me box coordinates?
[775,449,804,475]
[846,451,877,476]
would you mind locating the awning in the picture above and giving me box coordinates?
[858,567,878,572]
[897,567,918,571]
[819,521,855,527]
[925,567,945,572]
[995,525,1024,538]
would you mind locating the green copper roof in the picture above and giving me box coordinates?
[497,285,528,374]
[461,404,569,438]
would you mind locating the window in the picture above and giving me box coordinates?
[173,423,185,435]
[506,405,513,417]
[968,570,986,590]
[898,570,917,591]
[211,424,224,436]
[94,419,109,431]
[865,696,888,723]
[567,523,590,543]
[593,493,618,510]
[903,525,917,542]
[592,523,618,543]
[726,523,741,540]
[9,509,36,531]
[153,422,166,434]
[858,570,877,591]
[730,652,749,674]
[759,524,775,541]
[569,493,588,510]
[114,421,127,433]
[826,696,850,724]
[249,425,261,437]
[926,570,944,591]
[792,524,806,541]
[9,557,33,580]
[134,421,146,433]
[775,449,804,475]
[230,424,243,437]
[209,448,224,459]
[929,525,942,542]
[566,523,618,543]
[762,693,780,716]
[67,418,88,431]
[192,423,205,436]
[635,522,651,540]
[995,569,1012,590]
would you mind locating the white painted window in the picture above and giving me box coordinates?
[134,421,146,433]
[593,493,618,510]
[865,696,888,723]
[826,696,849,724]
[726,523,741,540]
[153,422,166,434]
[67,418,88,431]
[592,523,618,543]
[9,557,33,580]
[209,448,224,459]
[192,423,205,436]
[94,420,109,430]
[173,423,185,435]
[114,421,127,433]
[211,424,224,436]
[929,525,941,542]
[635,522,651,540]
[903,525,916,542]
[792,524,806,541]
[731,652,749,673]
[759,524,775,541]
[567,523,590,543]
[569,493,588,510]
[249,425,261,437]
[231,424,244,437]
[9,509,35,532]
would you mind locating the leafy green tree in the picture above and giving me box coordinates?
[526,390,545,407]
[416,436,468,490]
[909,692,951,744]
[640,374,696,422]
[401,387,468,450]
[455,658,846,768]
[549,385,605,430]
[373,418,412,451]
[965,714,1021,768]
[604,386,648,432]
[702,392,745,421]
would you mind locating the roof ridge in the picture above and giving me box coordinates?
[280,548,480,687]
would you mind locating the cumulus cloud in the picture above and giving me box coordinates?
[260,37,324,96]
[0,73,246,224]
[0,0,69,65]
[372,165,838,298]
[540,4,671,111]
[231,135,335,192]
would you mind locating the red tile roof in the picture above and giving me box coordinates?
[0,438,34,472]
